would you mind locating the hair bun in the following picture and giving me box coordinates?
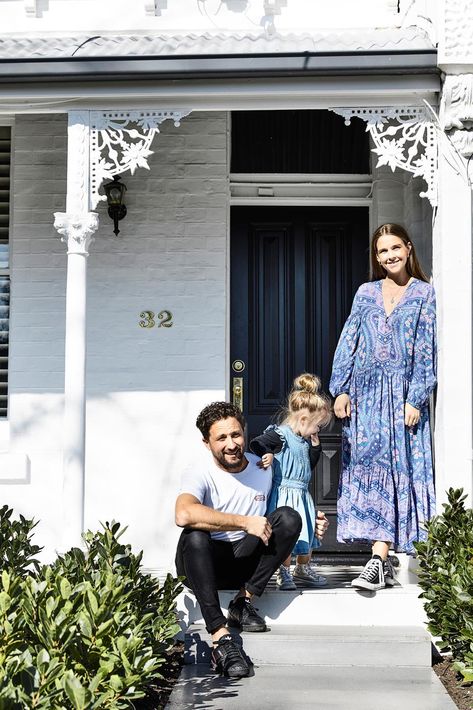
[292,373,321,395]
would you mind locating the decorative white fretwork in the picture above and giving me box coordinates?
[442,0,473,62]
[144,0,168,16]
[329,106,438,206]
[89,110,192,209]
[24,0,39,17]
[54,212,99,256]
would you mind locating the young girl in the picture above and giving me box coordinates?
[330,223,437,591]
[250,373,332,590]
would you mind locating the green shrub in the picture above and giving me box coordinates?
[415,488,473,683]
[0,506,42,576]
[0,517,183,709]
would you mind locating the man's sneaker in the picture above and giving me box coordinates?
[293,563,328,587]
[227,597,267,632]
[211,634,250,678]
[383,557,396,587]
[351,555,385,591]
[276,565,297,591]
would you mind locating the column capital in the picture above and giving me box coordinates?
[441,74,473,158]
[54,212,99,255]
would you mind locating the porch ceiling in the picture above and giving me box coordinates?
[0,73,439,114]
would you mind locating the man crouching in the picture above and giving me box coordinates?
[175,402,302,678]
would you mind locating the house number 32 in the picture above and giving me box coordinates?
[139,310,173,328]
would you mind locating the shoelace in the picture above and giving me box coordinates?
[279,566,292,581]
[243,598,260,615]
[359,558,383,582]
[299,564,322,578]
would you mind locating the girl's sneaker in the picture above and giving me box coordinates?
[276,565,297,590]
[293,563,328,587]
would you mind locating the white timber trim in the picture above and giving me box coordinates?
[230,173,372,206]
[53,110,99,550]
[0,75,439,114]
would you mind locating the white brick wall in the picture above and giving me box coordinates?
[3,111,230,567]
[1,110,437,567]
[370,144,433,278]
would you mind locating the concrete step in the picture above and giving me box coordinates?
[166,665,457,710]
[185,624,432,669]
[175,561,427,634]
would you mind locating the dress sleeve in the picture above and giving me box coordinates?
[309,443,322,470]
[249,427,284,457]
[329,289,362,397]
[406,285,437,410]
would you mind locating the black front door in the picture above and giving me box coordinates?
[230,206,369,551]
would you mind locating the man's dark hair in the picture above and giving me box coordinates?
[196,402,246,440]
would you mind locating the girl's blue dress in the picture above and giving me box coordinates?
[329,278,437,553]
[265,424,321,555]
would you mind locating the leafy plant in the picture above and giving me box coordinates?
[415,488,473,684]
[0,506,42,576]
[0,515,183,709]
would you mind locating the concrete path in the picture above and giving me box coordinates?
[166,664,456,710]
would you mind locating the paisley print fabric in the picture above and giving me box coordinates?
[329,279,437,552]
[266,424,320,555]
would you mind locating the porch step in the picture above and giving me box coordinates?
[175,559,427,634]
[185,624,432,669]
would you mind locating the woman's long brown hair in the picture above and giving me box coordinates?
[370,223,428,282]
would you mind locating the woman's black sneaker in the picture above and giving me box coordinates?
[383,557,396,587]
[351,555,385,591]
[211,635,250,678]
[227,597,267,632]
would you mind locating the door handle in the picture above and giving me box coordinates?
[233,377,243,411]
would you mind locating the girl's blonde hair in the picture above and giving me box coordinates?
[370,223,428,282]
[282,373,332,428]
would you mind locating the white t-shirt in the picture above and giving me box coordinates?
[179,452,272,542]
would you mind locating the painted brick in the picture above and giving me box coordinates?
[5,111,229,568]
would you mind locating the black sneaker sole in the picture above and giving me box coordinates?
[227,618,267,632]
[212,661,249,678]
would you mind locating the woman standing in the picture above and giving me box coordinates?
[329,223,437,590]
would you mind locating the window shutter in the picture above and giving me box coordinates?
[0,126,10,418]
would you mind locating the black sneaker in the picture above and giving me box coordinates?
[351,555,385,591]
[211,634,250,678]
[227,597,267,632]
[383,557,396,587]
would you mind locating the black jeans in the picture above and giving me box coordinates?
[175,506,302,633]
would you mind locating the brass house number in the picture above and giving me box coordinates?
[139,310,173,328]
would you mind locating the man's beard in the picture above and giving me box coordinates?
[213,446,244,471]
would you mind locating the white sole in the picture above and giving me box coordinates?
[351,579,385,591]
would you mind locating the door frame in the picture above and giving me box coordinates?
[226,172,373,401]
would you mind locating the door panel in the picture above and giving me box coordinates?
[231,206,369,552]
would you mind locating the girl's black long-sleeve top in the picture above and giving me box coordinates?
[249,429,322,470]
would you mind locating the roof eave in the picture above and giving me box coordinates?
[0,50,439,83]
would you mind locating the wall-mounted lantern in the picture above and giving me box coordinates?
[103,176,127,236]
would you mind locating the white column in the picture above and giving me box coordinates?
[54,111,98,549]
[436,0,473,506]
[433,138,473,507]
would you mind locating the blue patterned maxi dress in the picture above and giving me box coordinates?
[329,278,437,552]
